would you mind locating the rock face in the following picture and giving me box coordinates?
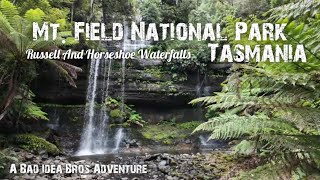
[32,58,227,107]
[32,58,228,154]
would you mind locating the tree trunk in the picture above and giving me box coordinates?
[0,72,18,121]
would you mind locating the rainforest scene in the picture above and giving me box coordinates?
[0,0,320,179]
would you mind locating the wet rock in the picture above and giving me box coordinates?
[10,148,233,180]
[153,175,158,179]
[124,138,140,148]
[80,175,94,179]
[166,175,175,180]
[21,174,35,180]
[158,160,167,167]
[25,154,34,161]
[52,174,61,179]
[35,177,48,180]
[38,149,47,155]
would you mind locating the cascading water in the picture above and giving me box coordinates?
[77,58,101,155]
[77,57,115,156]
[114,20,130,152]
[112,19,150,151]
[112,128,124,153]
[77,18,150,156]
[47,109,60,130]
[95,59,112,153]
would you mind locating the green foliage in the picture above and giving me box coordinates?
[143,0,234,74]
[46,8,70,30]
[0,0,18,24]
[232,140,255,155]
[191,0,320,178]
[110,109,123,119]
[140,0,197,24]
[177,121,202,130]
[266,0,320,21]
[24,102,48,121]
[0,0,81,125]
[162,40,212,73]
[142,121,200,144]
[0,149,18,178]
[189,0,235,24]
[140,0,161,23]
[17,0,51,14]
[46,8,68,22]
[105,97,146,127]
[233,0,269,18]
[142,123,188,145]
[270,0,291,8]
[13,134,60,155]
[126,111,146,127]
[144,68,163,79]
[25,8,45,22]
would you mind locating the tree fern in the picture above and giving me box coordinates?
[192,0,320,178]
[0,0,18,24]
[24,8,45,22]
[0,0,81,123]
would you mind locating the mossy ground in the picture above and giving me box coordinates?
[13,134,60,155]
[141,121,202,144]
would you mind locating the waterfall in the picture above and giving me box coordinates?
[77,57,116,156]
[77,58,101,155]
[113,20,130,152]
[77,18,150,156]
[112,128,124,153]
[47,109,60,130]
[121,57,126,115]
[95,59,112,153]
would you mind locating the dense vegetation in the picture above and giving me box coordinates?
[189,0,320,178]
[0,0,83,131]
[0,0,319,179]
[0,0,82,176]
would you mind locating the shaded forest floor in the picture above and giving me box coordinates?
[4,148,261,180]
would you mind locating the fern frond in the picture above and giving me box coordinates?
[193,114,301,140]
[266,0,320,21]
[0,0,18,24]
[43,60,82,88]
[24,8,45,23]
[0,12,15,35]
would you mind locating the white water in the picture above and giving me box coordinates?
[95,59,112,154]
[48,109,60,130]
[199,135,209,146]
[77,58,101,155]
[112,128,124,153]
[77,19,150,156]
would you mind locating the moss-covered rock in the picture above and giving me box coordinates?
[141,122,198,145]
[177,121,202,130]
[110,109,123,119]
[13,134,60,155]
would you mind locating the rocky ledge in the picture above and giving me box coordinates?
[32,59,228,106]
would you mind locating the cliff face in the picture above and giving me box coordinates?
[32,58,228,107]
[33,58,229,153]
